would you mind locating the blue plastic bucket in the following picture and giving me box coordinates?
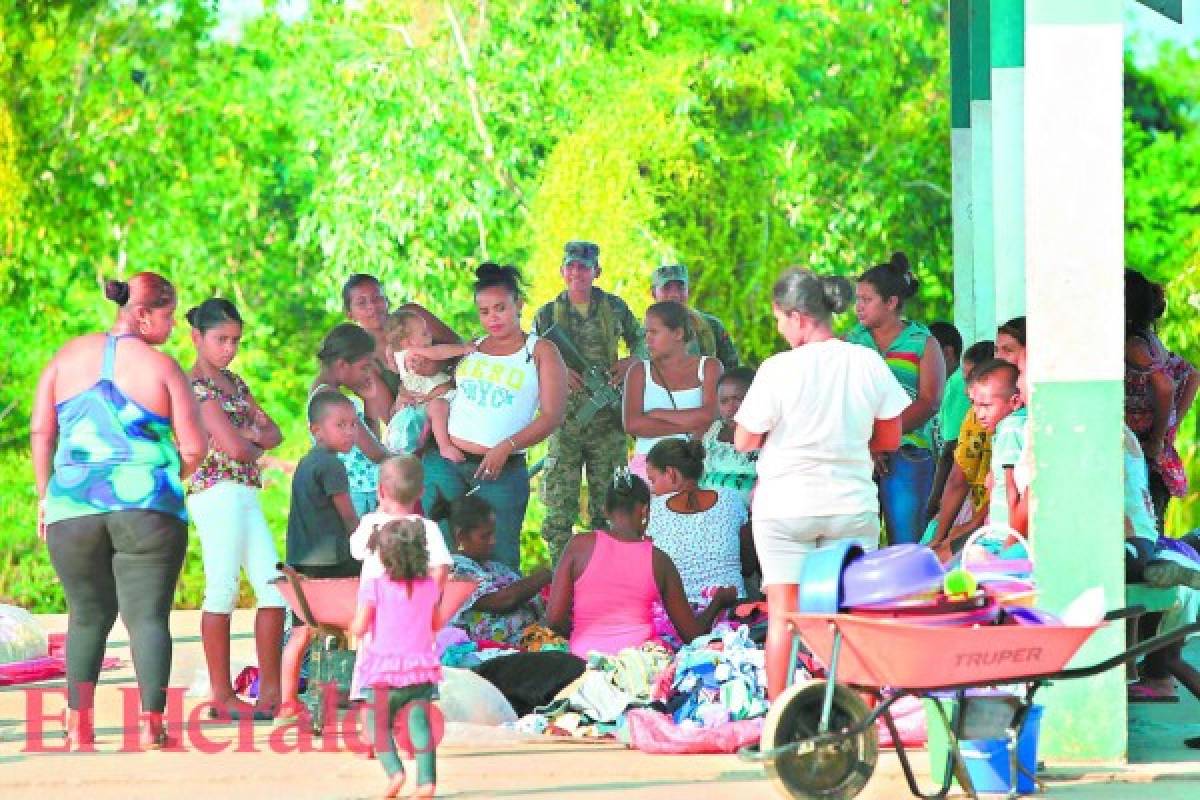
[928,703,1043,794]
[797,539,866,613]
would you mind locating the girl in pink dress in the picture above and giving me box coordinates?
[349,518,453,799]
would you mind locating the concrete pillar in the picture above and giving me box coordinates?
[1025,0,1126,762]
[990,0,1024,323]
[968,0,996,340]
[950,0,976,345]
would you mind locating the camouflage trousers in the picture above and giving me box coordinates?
[541,412,629,561]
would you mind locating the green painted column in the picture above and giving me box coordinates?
[949,0,976,345]
[1025,0,1126,762]
[968,0,996,340]
[990,0,1024,324]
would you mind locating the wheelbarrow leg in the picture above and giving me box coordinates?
[818,628,844,734]
[785,632,801,690]
[881,708,937,799]
[881,699,959,800]
[927,691,978,800]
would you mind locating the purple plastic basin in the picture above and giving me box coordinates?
[841,544,946,608]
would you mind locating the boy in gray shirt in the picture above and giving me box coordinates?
[280,390,363,715]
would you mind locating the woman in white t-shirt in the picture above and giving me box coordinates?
[734,268,911,699]
[623,301,721,480]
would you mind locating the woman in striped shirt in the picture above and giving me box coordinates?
[846,252,946,546]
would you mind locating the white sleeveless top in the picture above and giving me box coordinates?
[633,357,709,455]
[448,334,541,449]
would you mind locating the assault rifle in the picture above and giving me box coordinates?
[539,324,622,425]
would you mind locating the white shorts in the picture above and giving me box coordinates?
[754,513,880,587]
[187,481,286,613]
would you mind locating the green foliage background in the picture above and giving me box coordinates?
[0,1,1197,611]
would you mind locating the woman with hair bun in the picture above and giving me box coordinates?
[734,267,911,699]
[644,438,750,604]
[847,252,946,546]
[420,263,567,571]
[623,300,722,480]
[31,272,208,748]
[185,298,285,720]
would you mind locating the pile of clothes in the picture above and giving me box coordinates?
[654,626,771,726]
[502,625,779,752]
[509,643,672,738]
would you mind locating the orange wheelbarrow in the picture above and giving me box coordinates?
[741,606,1200,800]
[274,565,477,734]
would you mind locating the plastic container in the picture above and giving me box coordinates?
[961,527,1035,583]
[842,545,945,608]
[848,593,1001,628]
[798,539,866,613]
[927,700,1043,794]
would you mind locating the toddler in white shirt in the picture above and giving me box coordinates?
[384,310,474,460]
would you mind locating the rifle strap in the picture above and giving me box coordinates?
[551,290,618,365]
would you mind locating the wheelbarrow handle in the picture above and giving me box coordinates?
[1054,619,1200,682]
[276,562,320,629]
[1103,605,1146,622]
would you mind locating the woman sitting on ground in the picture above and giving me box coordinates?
[644,438,752,603]
[545,470,737,658]
[443,494,552,646]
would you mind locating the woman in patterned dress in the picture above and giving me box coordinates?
[185,298,285,719]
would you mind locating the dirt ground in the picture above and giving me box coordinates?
[2,611,1199,799]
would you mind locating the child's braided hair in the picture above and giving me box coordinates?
[371,517,430,592]
[605,467,651,515]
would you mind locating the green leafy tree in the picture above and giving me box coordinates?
[4,1,1197,610]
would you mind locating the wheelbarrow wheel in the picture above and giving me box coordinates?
[760,679,878,800]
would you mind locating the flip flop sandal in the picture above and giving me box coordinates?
[1127,683,1180,703]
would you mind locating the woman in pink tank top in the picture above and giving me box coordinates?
[545,470,737,658]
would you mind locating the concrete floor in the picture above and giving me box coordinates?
[1,611,1199,799]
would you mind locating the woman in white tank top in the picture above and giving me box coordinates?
[420,263,567,571]
[623,301,721,480]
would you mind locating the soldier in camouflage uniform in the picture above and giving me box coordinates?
[650,263,740,371]
[534,241,644,559]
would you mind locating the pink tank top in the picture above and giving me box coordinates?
[570,532,659,658]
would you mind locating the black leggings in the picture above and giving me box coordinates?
[47,511,187,712]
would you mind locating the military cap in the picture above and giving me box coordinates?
[651,263,689,290]
[563,241,600,269]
